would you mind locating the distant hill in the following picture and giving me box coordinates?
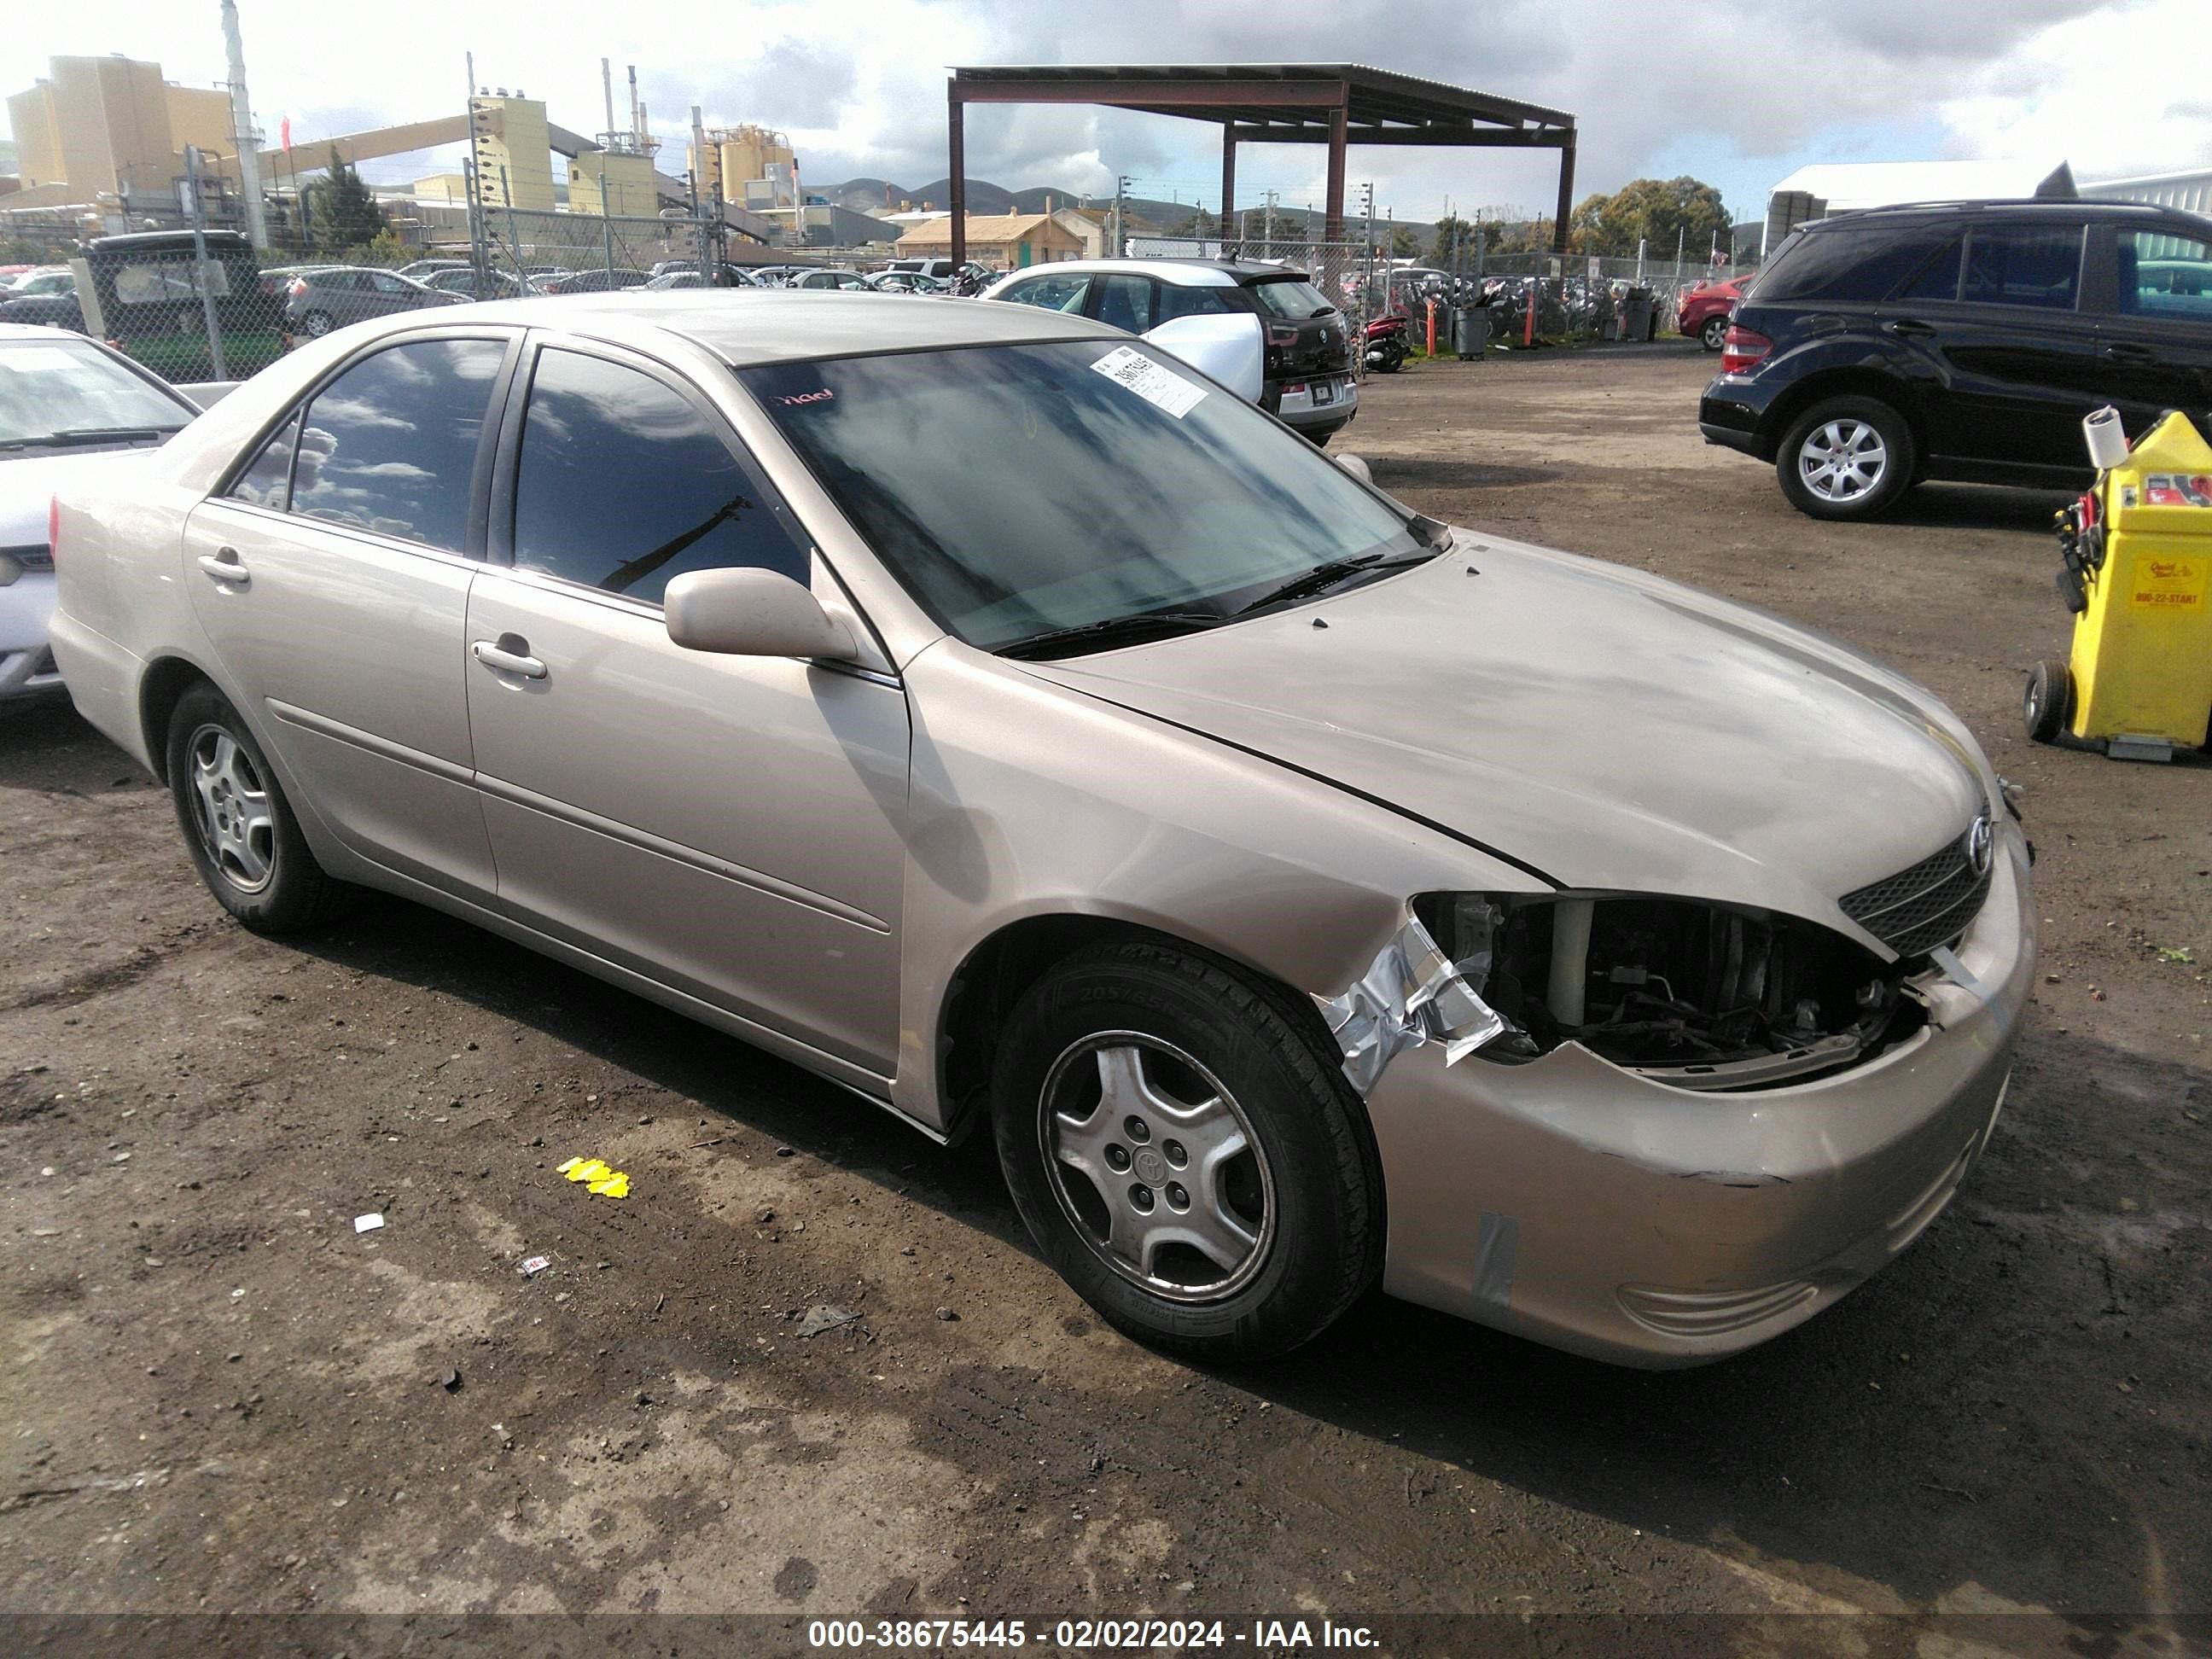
[818,174,1412,241]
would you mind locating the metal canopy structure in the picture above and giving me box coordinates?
[946,63,1579,267]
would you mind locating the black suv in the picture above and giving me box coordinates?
[1699,200,2212,519]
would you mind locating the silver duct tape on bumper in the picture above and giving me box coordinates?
[1317,910,1508,1093]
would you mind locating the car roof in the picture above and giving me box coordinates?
[359,289,1124,364]
[998,258,1311,288]
[1806,197,2209,232]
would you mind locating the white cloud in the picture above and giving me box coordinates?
[3,0,2203,222]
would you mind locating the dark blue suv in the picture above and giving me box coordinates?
[1699,200,2212,519]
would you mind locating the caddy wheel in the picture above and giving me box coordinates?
[991,939,1380,1362]
[2023,659,2071,744]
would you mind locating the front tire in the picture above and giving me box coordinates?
[1776,395,1915,521]
[167,684,351,933]
[990,940,1381,1362]
[1699,314,1728,351]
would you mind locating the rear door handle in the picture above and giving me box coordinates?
[2102,342,2158,363]
[196,549,250,585]
[471,637,547,679]
[1883,317,1937,339]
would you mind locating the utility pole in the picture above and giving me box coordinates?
[1113,173,1132,256]
[218,0,267,248]
[182,146,228,381]
[1262,189,1278,255]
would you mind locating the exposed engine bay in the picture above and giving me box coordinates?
[1414,893,1927,1090]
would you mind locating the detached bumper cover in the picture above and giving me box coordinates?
[1362,820,2034,1366]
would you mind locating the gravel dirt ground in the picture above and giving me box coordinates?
[3,343,2206,1656]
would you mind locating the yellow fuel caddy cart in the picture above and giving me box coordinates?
[2026,410,2212,762]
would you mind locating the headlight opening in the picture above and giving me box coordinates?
[1414,892,1926,1090]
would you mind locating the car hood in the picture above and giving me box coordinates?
[1022,536,1988,933]
[0,445,164,545]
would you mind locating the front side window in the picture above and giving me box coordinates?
[1962,224,2082,310]
[289,337,505,550]
[741,341,1420,651]
[2116,229,2212,321]
[229,410,300,508]
[511,349,810,605]
[998,272,1091,312]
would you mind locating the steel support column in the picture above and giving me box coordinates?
[1324,93,1348,242]
[1220,129,1237,258]
[948,84,966,271]
[1552,133,1576,257]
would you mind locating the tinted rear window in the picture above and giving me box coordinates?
[1747,224,1958,303]
[1246,277,1334,318]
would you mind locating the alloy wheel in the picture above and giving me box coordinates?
[185,724,276,893]
[1038,1032,1275,1303]
[1797,418,1889,503]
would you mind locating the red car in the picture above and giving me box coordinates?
[1678,276,1743,350]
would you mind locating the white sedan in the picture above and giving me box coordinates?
[0,324,204,699]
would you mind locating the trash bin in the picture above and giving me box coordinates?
[2026,408,2212,761]
[1452,305,1487,359]
[1619,288,1654,342]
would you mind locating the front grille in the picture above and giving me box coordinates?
[1839,830,1993,958]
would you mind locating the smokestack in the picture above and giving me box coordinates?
[602,58,616,148]
[218,0,267,247]
[627,65,640,148]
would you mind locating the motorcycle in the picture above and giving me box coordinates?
[1364,312,1410,374]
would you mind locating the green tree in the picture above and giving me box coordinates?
[1388,225,1420,259]
[1569,176,1729,260]
[310,149,386,251]
[1429,214,1475,265]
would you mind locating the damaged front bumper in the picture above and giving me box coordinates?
[1332,820,2034,1367]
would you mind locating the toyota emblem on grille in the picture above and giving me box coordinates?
[1966,813,1994,876]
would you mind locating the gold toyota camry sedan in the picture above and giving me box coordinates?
[49,292,2033,1365]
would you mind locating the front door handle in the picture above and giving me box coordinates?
[2102,342,2157,363]
[196,549,250,585]
[1883,317,1937,339]
[471,637,547,679]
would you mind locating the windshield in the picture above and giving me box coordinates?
[1246,277,1335,318]
[742,341,1417,650]
[0,338,189,445]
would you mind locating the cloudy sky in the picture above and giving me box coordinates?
[5,0,2207,223]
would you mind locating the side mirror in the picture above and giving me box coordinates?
[664,567,858,661]
[1334,453,1373,486]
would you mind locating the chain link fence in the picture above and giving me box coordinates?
[0,192,746,383]
[1126,232,1753,354]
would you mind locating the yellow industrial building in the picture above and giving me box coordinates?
[568,149,658,216]
[690,123,795,204]
[468,94,556,211]
[6,54,239,208]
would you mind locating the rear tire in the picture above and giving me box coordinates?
[1776,395,1916,521]
[167,684,352,933]
[989,940,1380,1363]
[2023,659,2072,744]
[300,310,333,338]
[1699,314,1728,351]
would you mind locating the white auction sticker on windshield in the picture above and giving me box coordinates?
[1090,346,1207,417]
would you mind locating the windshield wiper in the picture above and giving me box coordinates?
[1232,549,1436,617]
[996,609,1225,661]
[0,426,179,452]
